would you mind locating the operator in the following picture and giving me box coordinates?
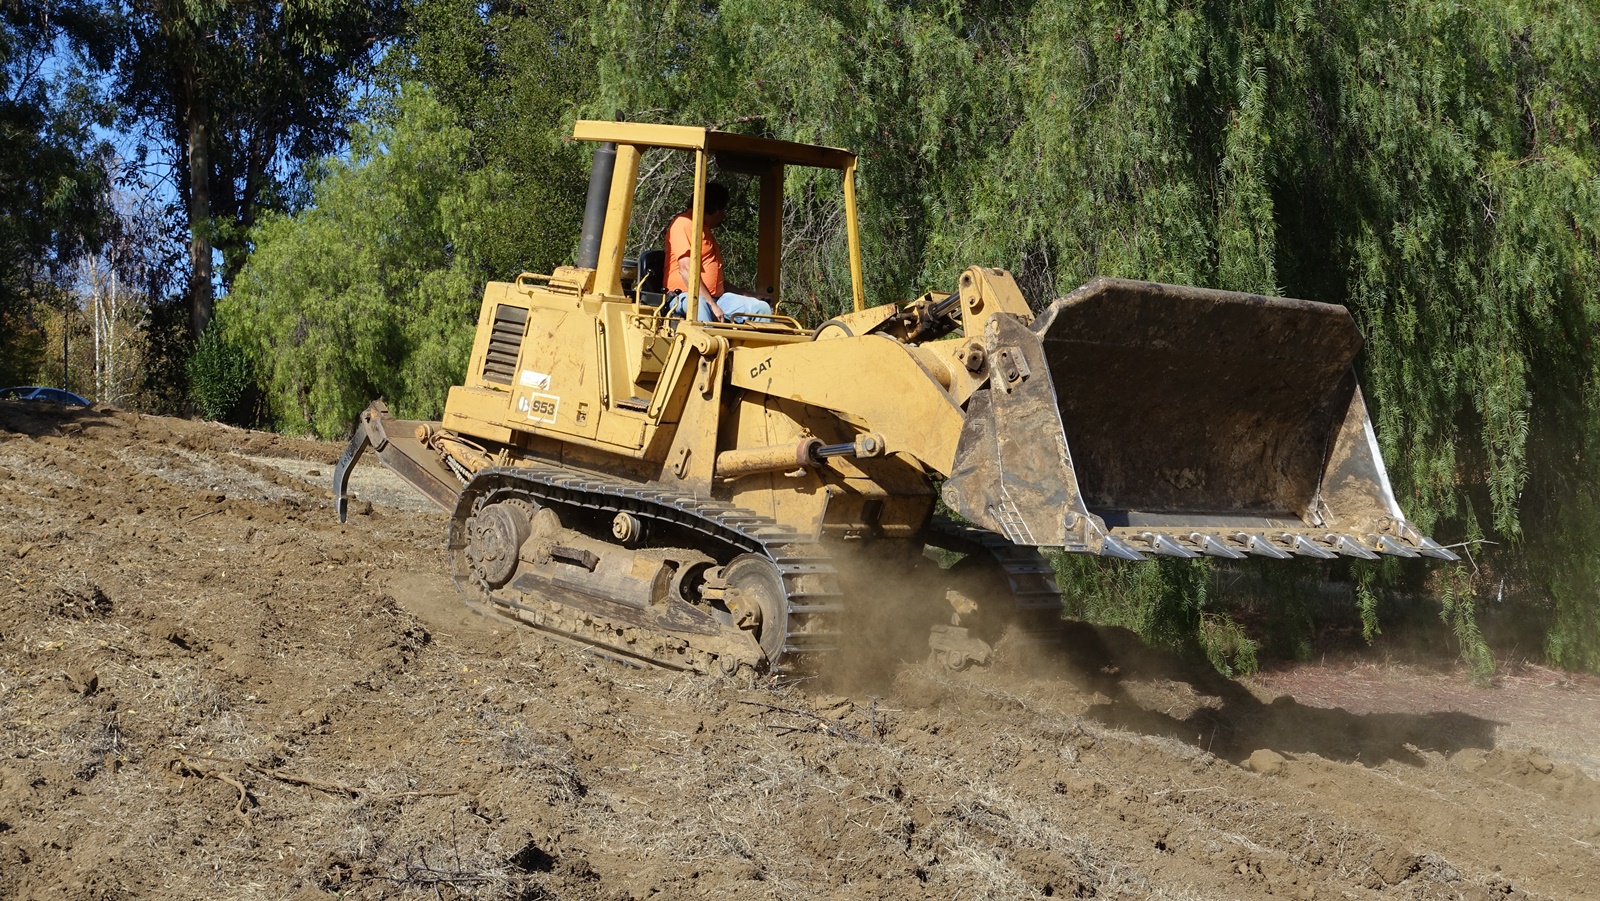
[664,182,772,322]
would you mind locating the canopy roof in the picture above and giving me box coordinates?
[572,121,856,171]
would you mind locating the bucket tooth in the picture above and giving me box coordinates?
[1415,537,1460,561]
[1098,535,1148,561]
[1374,535,1422,558]
[1281,534,1337,559]
[1326,534,1380,560]
[1141,532,1200,558]
[1233,533,1294,559]
[1188,533,1246,559]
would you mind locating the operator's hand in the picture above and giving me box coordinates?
[705,296,726,321]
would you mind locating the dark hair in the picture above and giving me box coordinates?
[705,182,730,213]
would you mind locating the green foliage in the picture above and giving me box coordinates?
[1524,408,1600,672]
[1253,562,1317,663]
[585,0,1033,313]
[0,312,47,386]
[217,1,601,437]
[116,0,406,281]
[1355,567,1383,645]
[186,322,252,422]
[1547,563,1600,673]
[139,294,200,415]
[116,0,405,339]
[0,0,114,355]
[1200,613,1260,678]
[207,0,1600,671]
[1438,566,1496,683]
[580,0,1600,671]
[221,87,494,437]
[397,0,594,276]
[1054,554,1259,675]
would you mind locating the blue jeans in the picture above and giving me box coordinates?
[667,291,772,322]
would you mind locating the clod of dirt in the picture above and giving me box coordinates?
[50,578,112,619]
[555,854,599,883]
[1246,748,1287,775]
[163,628,199,652]
[64,665,99,696]
[508,840,556,873]
[1366,847,1422,886]
[814,695,855,719]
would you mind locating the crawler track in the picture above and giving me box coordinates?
[449,464,842,673]
[926,517,1065,643]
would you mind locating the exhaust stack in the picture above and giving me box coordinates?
[576,142,617,269]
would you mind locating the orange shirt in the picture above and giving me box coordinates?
[664,212,723,298]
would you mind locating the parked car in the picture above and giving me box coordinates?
[0,386,91,406]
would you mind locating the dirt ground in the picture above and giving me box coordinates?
[2,402,1597,900]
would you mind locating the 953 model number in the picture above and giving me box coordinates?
[519,392,560,424]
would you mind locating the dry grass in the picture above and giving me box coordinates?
[8,405,1600,901]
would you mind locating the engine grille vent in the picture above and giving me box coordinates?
[482,304,528,386]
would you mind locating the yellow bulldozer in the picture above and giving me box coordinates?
[333,121,1455,674]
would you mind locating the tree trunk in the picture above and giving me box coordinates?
[93,257,108,402]
[186,88,213,339]
[103,263,120,404]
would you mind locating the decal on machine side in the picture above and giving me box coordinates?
[520,369,553,390]
[750,357,773,378]
[518,392,560,424]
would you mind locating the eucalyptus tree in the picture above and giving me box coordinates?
[222,87,505,436]
[116,0,404,340]
[0,0,115,382]
[220,0,600,435]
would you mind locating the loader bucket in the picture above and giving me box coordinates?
[941,278,1456,561]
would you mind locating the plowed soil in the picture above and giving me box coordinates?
[3,402,1597,900]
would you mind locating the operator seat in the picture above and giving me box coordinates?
[637,249,667,310]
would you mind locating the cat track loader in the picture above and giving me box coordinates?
[333,120,1455,674]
